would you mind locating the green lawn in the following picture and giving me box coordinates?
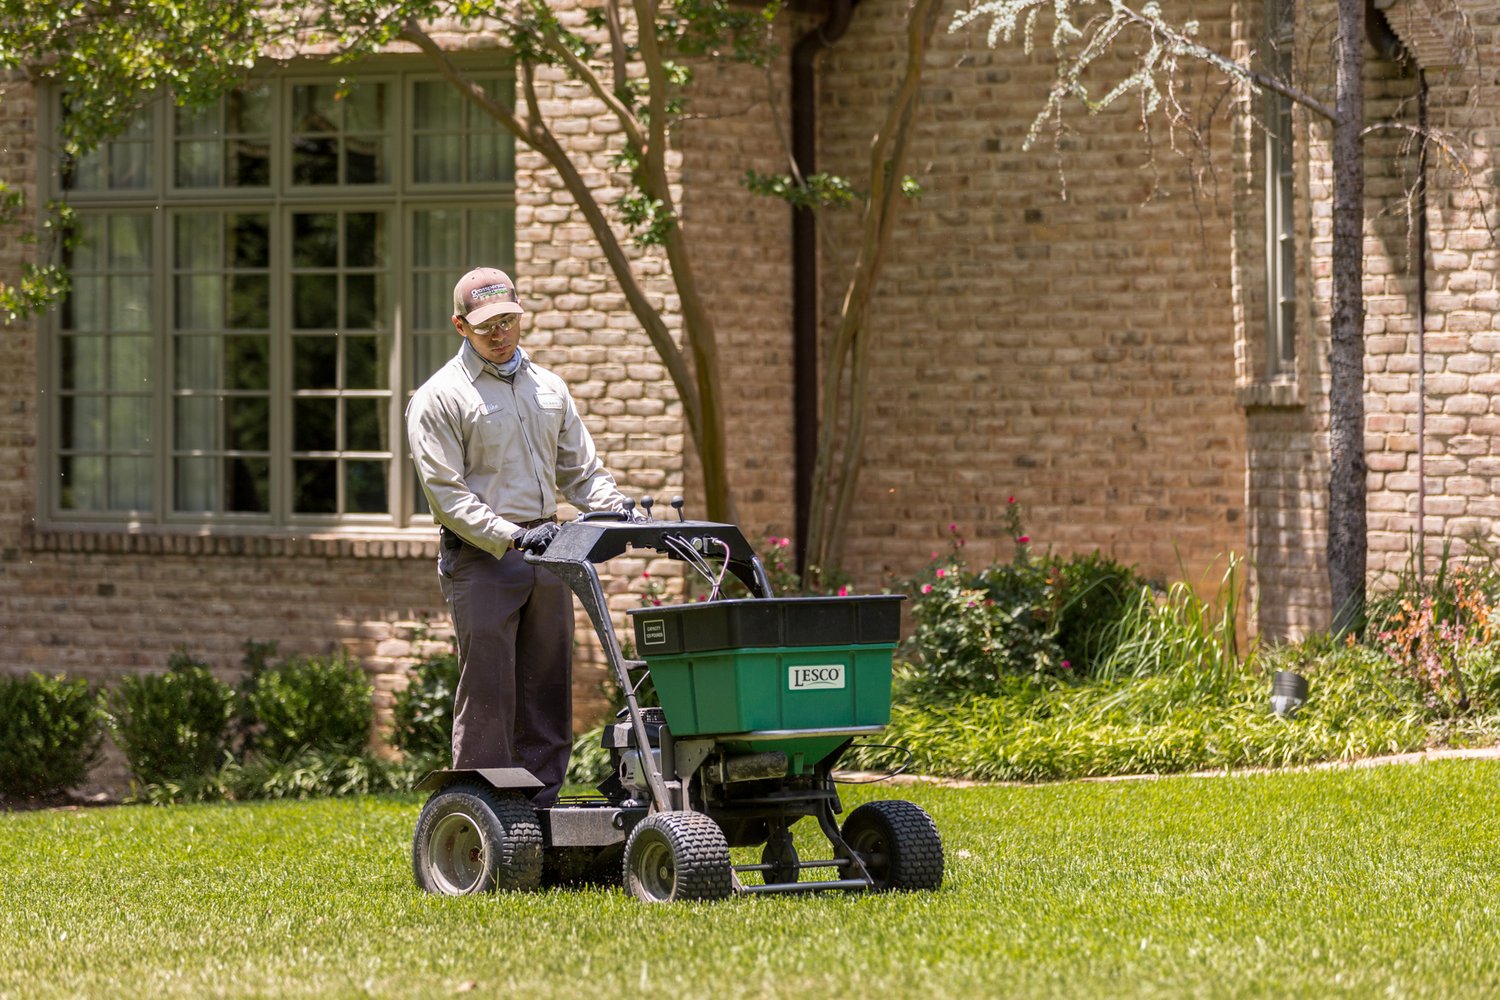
[4,761,1499,999]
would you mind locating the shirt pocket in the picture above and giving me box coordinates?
[531,389,566,437]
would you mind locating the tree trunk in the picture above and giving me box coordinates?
[1327,0,1367,633]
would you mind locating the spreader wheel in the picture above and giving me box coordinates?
[412,782,543,895]
[760,828,800,885]
[841,799,944,892]
[623,811,733,902]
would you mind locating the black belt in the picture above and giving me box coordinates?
[441,517,556,550]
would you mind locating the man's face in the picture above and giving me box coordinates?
[456,312,521,365]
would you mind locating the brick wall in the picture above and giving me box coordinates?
[1232,0,1499,638]
[815,0,1247,596]
[1365,0,1500,584]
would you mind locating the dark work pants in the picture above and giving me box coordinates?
[439,542,573,807]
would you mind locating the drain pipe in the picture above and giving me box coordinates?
[791,0,855,574]
[1415,69,1429,574]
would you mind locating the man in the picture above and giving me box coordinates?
[406,266,632,807]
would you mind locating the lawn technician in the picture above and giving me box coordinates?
[406,266,634,807]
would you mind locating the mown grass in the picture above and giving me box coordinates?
[5,760,1500,999]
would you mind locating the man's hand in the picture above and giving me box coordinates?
[515,522,560,554]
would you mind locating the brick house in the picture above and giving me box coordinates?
[0,0,1495,769]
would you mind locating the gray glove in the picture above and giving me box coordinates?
[514,521,560,553]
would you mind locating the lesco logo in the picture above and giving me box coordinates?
[788,664,845,690]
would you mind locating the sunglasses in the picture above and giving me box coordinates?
[470,314,519,335]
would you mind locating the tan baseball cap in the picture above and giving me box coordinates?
[453,267,525,325]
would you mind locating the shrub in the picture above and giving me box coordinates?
[1051,552,1154,673]
[244,651,373,759]
[390,647,460,763]
[0,673,104,798]
[109,652,236,786]
[901,509,1152,693]
[132,749,418,805]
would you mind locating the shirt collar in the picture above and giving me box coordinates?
[458,340,528,383]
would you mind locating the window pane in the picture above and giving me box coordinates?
[225,334,270,389]
[413,334,452,384]
[293,213,339,267]
[293,138,338,185]
[63,276,106,331]
[346,136,386,184]
[230,140,271,187]
[174,336,219,391]
[227,457,270,512]
[230,214,270,268]
[61,396,106,450]
[71,217,108,272]
[109,336,151,391]
[228,274,270,329]
[344,275,380,330]
[471,132,505,184]
[468,209,512,264]
[413,211,464,268]
[344,335,380,388]
[175,457,218,511]
[175,214,220,268]
[293,460,338,513]
[294,336,337,388]
[293,274,338,329]
[345,84,387,132]
[412,275,450,331]
[109,397,150,449]
[175,397,217,450]
[294,84,339,132]
[61,337,108,390]
[175,104,218,137]
[109,276,152,332]
[229,85,272,134]
[110,142,152,190]
[414,82,462,129]
[414,135,461,184]
[345,213,384,267]
[294,397,337,452]
[346,460,387,513]
[176,274,222,330]
[109,457,152,510]
[345,398,384,451]
[60,456,106,510]
[225,396,269,451]
[110,216,152,270]
[176,141,220,187]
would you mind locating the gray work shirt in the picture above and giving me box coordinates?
[406,341,627,557]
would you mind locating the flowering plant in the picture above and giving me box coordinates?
[903,500,1150,693]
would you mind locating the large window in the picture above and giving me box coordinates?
[46,66,516,530]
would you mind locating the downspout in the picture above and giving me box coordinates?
[792,0,855,575]
[1416,69,1428,576]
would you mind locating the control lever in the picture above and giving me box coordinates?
[622,497,636,518]
[670,496,685,521]
[640,495,655,519]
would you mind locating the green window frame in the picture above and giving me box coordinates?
[43,63,517,531]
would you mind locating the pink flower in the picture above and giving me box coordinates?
[1016,536,1030,544]
[1061,660,1072,670]
[930,550,940,560]
[920,584,933,594]
[1008,496,1016,504]
[936,568,947,578]
[837,586,850,596]
[948,522,959,533]
[642,570,651,578]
